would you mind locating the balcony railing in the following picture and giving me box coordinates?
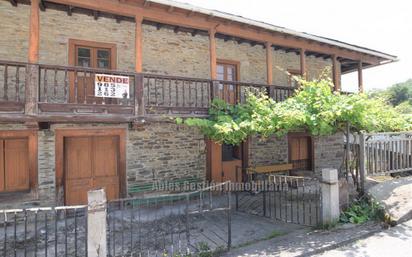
[0,60,297,121]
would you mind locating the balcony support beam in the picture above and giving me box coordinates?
[266,42,273,85]
[209,27,217,80]
[300,48,306,78]
[29,0,40,63]
[135,15,143,73]
[358,61,363,93]
[332,55,341,91]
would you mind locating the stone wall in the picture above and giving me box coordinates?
[216,39,267,83]
[313,133,345,175]
[142,25,210,78]
[272,50,300,86]
[248,135,289,166]
[39,9,136,71]
[306,56,333,80]
[0,1,30,62]
[127,123,206,186]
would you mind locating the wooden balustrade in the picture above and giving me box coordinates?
[0,60,298,120]
[0,60,27,113]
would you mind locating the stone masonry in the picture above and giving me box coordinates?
[248,135,289,166]
[313,133,345,174]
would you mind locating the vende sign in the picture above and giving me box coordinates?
[95,74,130,99]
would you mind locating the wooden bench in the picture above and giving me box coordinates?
[128,176,203,195]
[246,163,293,181]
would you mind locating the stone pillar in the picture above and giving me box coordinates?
[87,189,107,257]
[321,168,340,224]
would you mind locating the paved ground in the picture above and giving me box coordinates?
[313,219,412,257]
[223,222,382,257]
[368,176,412,223]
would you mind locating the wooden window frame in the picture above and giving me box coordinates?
[68,39,117,69]
[217,59,240,81]
[0,130,38,195]
[55,128,126,205]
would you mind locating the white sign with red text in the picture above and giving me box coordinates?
[95,74,130,99]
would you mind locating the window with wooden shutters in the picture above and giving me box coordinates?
[0,138,30,192]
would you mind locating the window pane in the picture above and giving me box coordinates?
[97,49,110,59]
[77,48,91,58]
[97,59,110,69]
[217,65,224,74]
[78,57,91,67]
[222,144,237,161]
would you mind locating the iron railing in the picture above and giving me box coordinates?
[0,205,87,257]
[234,175,321,226]
[106,182,232,257]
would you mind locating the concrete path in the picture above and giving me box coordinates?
[223,222,382,257]
[368,176,412,223]
[313,219,412,257]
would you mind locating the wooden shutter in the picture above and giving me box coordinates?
[4,139,29,192]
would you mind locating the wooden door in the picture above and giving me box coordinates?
[69,40,116,104]
[210,62,243,182]
[289,134,312,170]
[0,139,30,192]
[64,136,119,205]
[216,62,237,104]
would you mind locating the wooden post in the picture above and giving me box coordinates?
[299,48,306,78]
[28,0,40,63]
[134,74,144,117]
[266,42,273,85]
[135,15,143,72]
[332,55,341,91]
[359,133,366,195]
[209,27,217,80]
[358,61,363,93]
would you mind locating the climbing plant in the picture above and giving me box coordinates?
[176,76,411,146]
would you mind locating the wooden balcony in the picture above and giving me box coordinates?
[0,60,296,123]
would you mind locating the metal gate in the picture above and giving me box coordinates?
[106,182,232,257]
[234,175,321,226]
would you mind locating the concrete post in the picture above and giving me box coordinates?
[321,168,340,225]
[87,189,107,257]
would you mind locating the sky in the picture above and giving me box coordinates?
[172,0,412,92]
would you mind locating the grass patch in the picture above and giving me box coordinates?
[235,230,286,249]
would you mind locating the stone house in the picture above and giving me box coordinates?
[0,0,396,208]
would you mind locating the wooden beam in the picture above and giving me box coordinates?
[187,9,194,17]
[209,27,217,79]
[266,42,273,85]
[67,5,73,16]
[28,0,40,63]
[300,48,306,77]
[39,0,46,11]
[143,0,150,8]
[135,15,143,72]
[332,55,341,91]
[191,29,198,37]
[167,6,174,13]
[358,61,363,93]
[10,0,17,7]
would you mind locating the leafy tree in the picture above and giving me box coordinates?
[177,76,411,145]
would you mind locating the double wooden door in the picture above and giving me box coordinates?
[0,138,29,192]
[64,136,119,205]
